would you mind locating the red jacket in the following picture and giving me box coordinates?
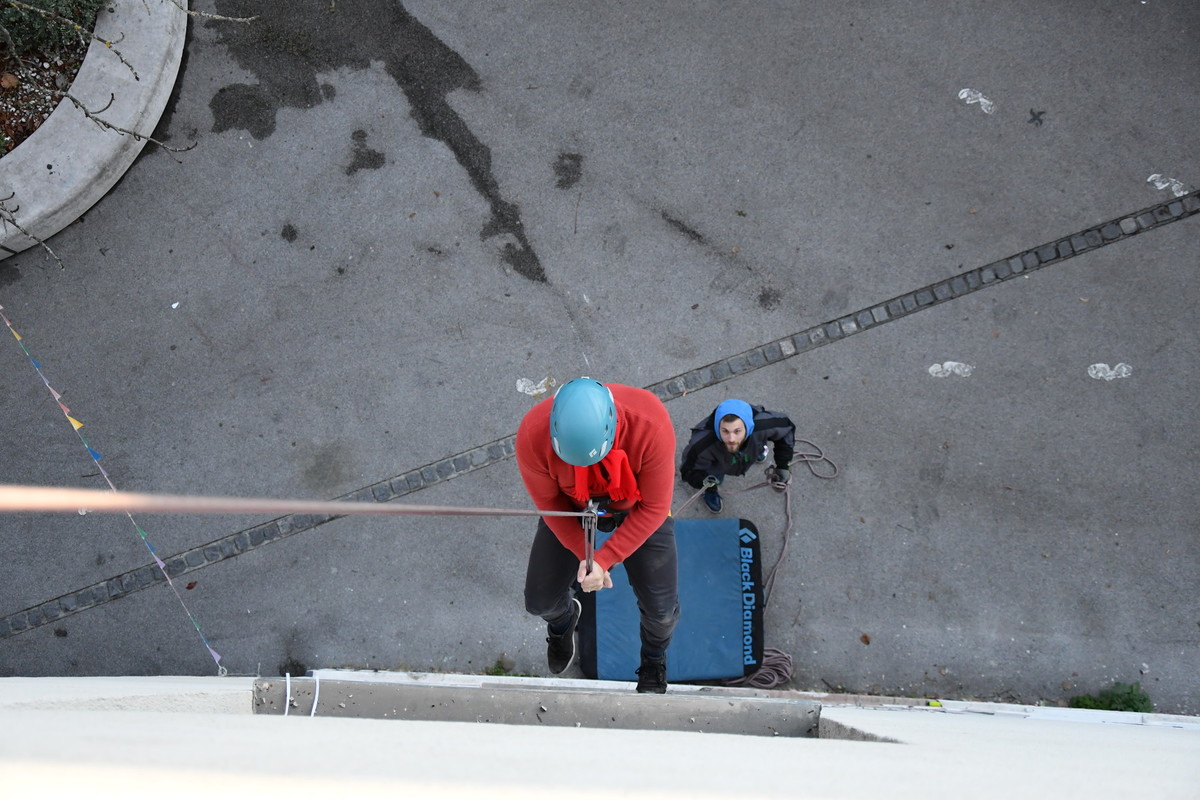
[516,384,675,571]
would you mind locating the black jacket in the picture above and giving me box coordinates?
[679,405,796,488]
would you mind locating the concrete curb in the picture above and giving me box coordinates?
[302,671,823,737]
[0,0,187,259]
[257,674,821,737]
[308,670,1200,731]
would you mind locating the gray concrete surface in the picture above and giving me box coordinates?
[0,0,1197,715]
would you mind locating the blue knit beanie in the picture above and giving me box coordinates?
[713,399,755,438]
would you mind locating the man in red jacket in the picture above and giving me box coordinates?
[516,377,678,693]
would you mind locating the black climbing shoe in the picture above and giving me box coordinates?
[546,597,581,675]
[636,655,667,694]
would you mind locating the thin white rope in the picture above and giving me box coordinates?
[310,673,320,717]
[284,672,292,717]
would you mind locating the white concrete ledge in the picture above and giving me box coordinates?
[0,675,253,713]
[2,675,1198,798]
[0,0,187,259]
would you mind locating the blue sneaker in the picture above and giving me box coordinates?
[703,489,722,513]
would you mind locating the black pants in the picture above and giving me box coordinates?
[524,516,680,658]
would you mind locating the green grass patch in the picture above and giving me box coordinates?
[1069,681,1153,713]
[2,1,104,57]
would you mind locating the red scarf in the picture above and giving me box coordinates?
[570,448,641,505]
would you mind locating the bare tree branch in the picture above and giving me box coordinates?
[62,90,197,161]
[158,0,257,23]
[0,192,64,268]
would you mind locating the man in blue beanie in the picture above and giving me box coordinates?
[679,400,796,513]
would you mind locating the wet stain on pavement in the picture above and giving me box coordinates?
[566,75,594,99]
[554,152,583,189]
[346,129,385,176]
[211,82,286,140]
[209,0,545,282]
[0,264,20,288]
[757,286,782,310]
[281,223,298,242]
[660,211,706,244]
[918,459,947,487]
[279,654,307,677]
[601,222,626,257]
[820,287,849,313]
[297,441,355,495]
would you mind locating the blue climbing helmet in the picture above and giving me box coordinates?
[713,399,755,437]
[550,378,617,466]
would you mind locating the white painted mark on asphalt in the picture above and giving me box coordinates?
[516,376,557,397]
[171,302,180,309]
[928,361,974,377]
[1147,174,1188,197]
[1087,363,1132,381]
[958,88,995,114]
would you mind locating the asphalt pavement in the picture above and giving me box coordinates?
[0,0,1197,713]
